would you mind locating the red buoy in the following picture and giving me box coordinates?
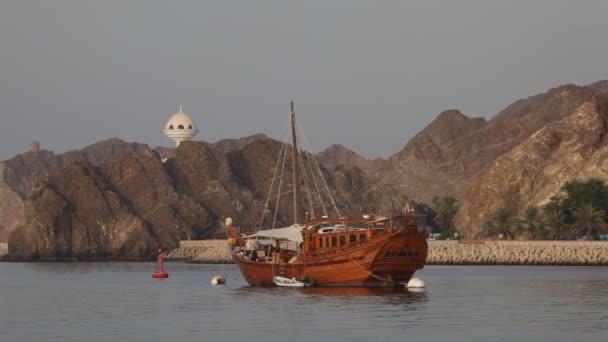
[152,248,169,279]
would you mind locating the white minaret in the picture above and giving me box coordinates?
[163,106,199,146]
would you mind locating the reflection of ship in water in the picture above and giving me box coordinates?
[300,286,427,299]
[231,285,428,307]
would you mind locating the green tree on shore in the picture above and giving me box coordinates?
[543,207,571,240]
[432,196,459,233]
[573,203,606,240]
[543,178,608,239]
[514,205,545,240]
[488,207,515,239]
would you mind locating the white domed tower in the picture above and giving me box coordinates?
[163,106,199,146]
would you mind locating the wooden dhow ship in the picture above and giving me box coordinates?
[227,103,428,287]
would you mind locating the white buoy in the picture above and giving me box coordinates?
[407,277,425,288]
[211,275,226,285]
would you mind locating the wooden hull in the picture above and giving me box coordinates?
[232,229,428,287]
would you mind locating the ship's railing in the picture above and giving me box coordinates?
[305,229,395,258]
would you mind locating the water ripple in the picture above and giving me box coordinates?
[1,263,608,341]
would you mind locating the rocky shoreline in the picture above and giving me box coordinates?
[163,240,608,266]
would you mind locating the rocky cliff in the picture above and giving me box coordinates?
[454,95,608,237]
[317,144,386,176]
[0,139,154,242]
[377,84,603,202]
[7,138,397,260]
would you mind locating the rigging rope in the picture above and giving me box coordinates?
[257,121,290,232]
[302,141,329,218]
[349,258,408,287]
[294,119,316,220]
[299,150,316,220]
[297,122,342,217]
[271,124,290,230]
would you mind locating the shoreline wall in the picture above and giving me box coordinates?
[164,240,608,266]
[427,240,608,265]
[164,240,233,263]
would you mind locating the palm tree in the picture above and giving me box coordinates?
[488,207,516,240]
[543,207,571,240]
[432,196,459,233]
[514,205,545,240]
[573,203,607,240]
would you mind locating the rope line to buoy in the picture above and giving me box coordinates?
[349,258,408,287]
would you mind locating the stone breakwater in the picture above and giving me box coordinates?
[164,240,608,265]
[0,243,8,260]
[164,240,232,263]
[428,240,608,265]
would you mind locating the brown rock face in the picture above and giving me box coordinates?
[317,144,386,177]
[378,84,602,202]
[9,153,214,260]
[0,138,155,243]
[0,163,23,242]
[454,96,608,237]
[8,137,396,260]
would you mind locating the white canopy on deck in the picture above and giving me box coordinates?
[245,224,304,243]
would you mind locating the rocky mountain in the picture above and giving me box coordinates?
[153,133,271,161]
[210,133,271,153]
[588,80,608,96]
[454,95,608,237]
[317,144,386,176]
[0,139,154,242]
[7,138,401,260]
[377,84,604,202]
[3,79,608,254]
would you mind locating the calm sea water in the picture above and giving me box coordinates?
[1,262,607,342]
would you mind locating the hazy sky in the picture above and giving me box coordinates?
[1,1,607,160]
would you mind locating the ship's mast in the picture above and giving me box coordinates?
[290,101,302,224]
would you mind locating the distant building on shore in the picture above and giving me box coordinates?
[163,106,198,146]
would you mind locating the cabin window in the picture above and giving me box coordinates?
[331,237,337,247]
[399,251,406,256]
[391,251,397,257]
[188,124,193,129]
[339,236,346,246]
[359,234,366,241]
[169,125,174,129]
[178,124,185,129]
[349,235,356,243]
[319,238,323,247]
[326,237,329,247]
